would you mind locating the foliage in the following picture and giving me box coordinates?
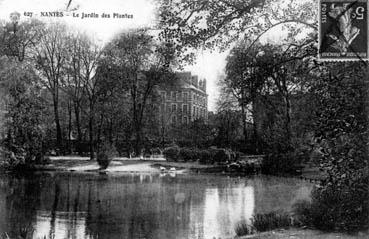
[97,142,117,170]
[211,148,235,164]
[163,146,180,161]
[234,220,252,237]
[102,29,176,155]
[158,0,317,62]
[261,152,302,175]
[198,149,213,164]
[251,211,291,232]
[0,59,46,168]
[179,147,198,161]
[169,119,214,148]
[308,62,369,232]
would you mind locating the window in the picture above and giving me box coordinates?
[183,92,188,101]
[172,103,177,112]
[172,115,177,125]
[177,92,181,101]
[171,91,176,101]
[182,104,188,114]
[161,91,166,101]
[183,116,188,124]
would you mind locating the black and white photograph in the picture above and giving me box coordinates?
[0,0,368,238]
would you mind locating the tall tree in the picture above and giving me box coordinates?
[68,34,102,159]
[0,18,43,62]
[33,23,68,152]
[225,41,267,147]
[63,33,88,148]
[104,30,175,154]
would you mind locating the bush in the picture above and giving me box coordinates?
[292,200,313,227]
[234,220,252,237]
[212,148,231,164]
[251,211,291,232]
[199,149,213,164]
[179,147,197,162]
[163,146,180,161]
[97,142,117,170]
[261,152,301,175]
[293,172,369,232]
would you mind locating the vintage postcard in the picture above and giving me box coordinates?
[0,1,368,239]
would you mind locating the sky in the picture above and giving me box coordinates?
[0,0,286,111]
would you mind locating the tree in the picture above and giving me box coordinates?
[306,62,369,231]
[62,33,88,149]
[33,22,69,152]
[158,0,317,61]
[215,75,245,149]
[224,41,267,149]
[75,35,102,160]
[0,58,46,166]
[0,18,43,62]
[103,30,176,154]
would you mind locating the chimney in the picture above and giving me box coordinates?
[192,75,199,88]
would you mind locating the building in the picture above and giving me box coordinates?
[158,72,208,126]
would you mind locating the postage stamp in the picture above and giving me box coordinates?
[318,0,369,61]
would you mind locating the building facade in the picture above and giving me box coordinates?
[158,72,208,126]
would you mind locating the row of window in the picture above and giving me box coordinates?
[162,103,207,115]
[193,106,207,119]
[171,115,189,125]
[160,91,206,106]
[170,110,207,125]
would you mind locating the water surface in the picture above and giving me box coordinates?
[0,172,312,239]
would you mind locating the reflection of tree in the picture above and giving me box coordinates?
[252,177,312,214]
[0,174,43,238]
[0,174,313,238]
[49,181,60,238]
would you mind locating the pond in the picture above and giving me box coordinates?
[0,172,313,239]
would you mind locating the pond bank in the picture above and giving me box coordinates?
[31,156,325,182]
[237,228,369,239]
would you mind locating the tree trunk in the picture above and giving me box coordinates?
[74,101,82,142]
[252,112,259,154]
[134,124,142,157]
[53,94,62,154]
[241,104,247,143]
[88,102,95,160]
[284,94,292,148]
[68,100,72,154]
[74,101,83,155]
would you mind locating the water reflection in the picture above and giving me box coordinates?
[0,173,312,239]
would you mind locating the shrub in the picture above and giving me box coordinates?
[179,148,197,162]
[261,152,301,175]
[212,148,231,164]
[251,211,291,232]
[0,145,27,170]
[199,150,212,164]
[97,142,117,170]
[292,200,313,227]
[294,172,369,232]
[234,220,252,237]
[163,146,180,161]
[150,147,163,155]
